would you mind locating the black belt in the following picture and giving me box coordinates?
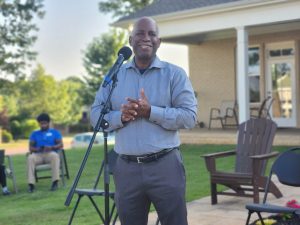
[120,147,177,164]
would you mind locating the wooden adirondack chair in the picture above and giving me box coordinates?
[202,118,282,204]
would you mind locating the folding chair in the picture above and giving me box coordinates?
[0,149,18,193]
[250,96,274,119]
[67,149,118,225]
[245,147,300,225]
[32,149,69,186]
[208,100,238,129]
[6,155,18,193]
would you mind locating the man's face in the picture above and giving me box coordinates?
[129,18,161,64]
[39,121,49,131]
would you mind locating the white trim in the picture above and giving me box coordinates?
[248,46,261,104]
[114,0,291,28]
[150,0,289,22]
[156,1,300,38]
[236,27,250,123]
[114,1,300,39]
[265,42,296,127]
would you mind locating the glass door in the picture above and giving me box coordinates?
[266,43,296,127]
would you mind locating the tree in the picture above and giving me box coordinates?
[85,0,152,104]
[98,0,153,18]
[0,0,45,79]
[82,29,127,105]
[18,64,84,125]
[55,78,84,125]
[65,76,87,115]
[0,95,10,129]
[18,64,58,118]
[0,95,3,111]
[0,78,20,126]
[0,64,86,131]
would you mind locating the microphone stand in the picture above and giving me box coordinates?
[65,75,118,225]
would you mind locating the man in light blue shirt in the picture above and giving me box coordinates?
[91,17,197,225]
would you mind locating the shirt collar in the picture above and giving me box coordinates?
[125,56,164,70]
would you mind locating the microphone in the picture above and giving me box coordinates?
[102,46,132,87]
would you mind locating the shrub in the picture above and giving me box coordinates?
[10,120,22,140]
[2,129,13,143]
[21,119,39,138]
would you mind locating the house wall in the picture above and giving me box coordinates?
[189,39,236,128]
[189,29,300,128]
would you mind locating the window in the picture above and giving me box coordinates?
[269,48,294,57]
[248,47,260,103]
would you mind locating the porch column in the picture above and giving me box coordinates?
[236,26,250,123]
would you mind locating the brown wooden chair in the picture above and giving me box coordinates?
[250,96,274,119]
[202,118,282,204]
[208,100,238,129]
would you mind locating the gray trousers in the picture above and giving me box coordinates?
[113,149,188,225]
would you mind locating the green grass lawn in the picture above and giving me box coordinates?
[0,144,289,225]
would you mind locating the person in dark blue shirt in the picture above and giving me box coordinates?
[27,113,63,192]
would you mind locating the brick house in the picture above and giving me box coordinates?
[114,0,300,128]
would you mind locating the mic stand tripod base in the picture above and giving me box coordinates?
[65,78,119,225]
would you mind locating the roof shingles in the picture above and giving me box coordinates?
[119,0,243,21]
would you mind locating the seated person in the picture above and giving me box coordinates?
[0,165,11,195]
[27,113,63,192]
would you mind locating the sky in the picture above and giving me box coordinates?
[33,0,188,80]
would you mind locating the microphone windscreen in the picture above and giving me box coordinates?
[118,46,132,60]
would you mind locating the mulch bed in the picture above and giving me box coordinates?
[250,214,300,225]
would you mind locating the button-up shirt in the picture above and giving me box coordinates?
[91,56,197,155]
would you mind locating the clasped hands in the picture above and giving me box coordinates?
[39,146,54,152]
[121,88,151,123]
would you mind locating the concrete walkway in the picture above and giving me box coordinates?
[179,127,300,146]
[144,178,300,225]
